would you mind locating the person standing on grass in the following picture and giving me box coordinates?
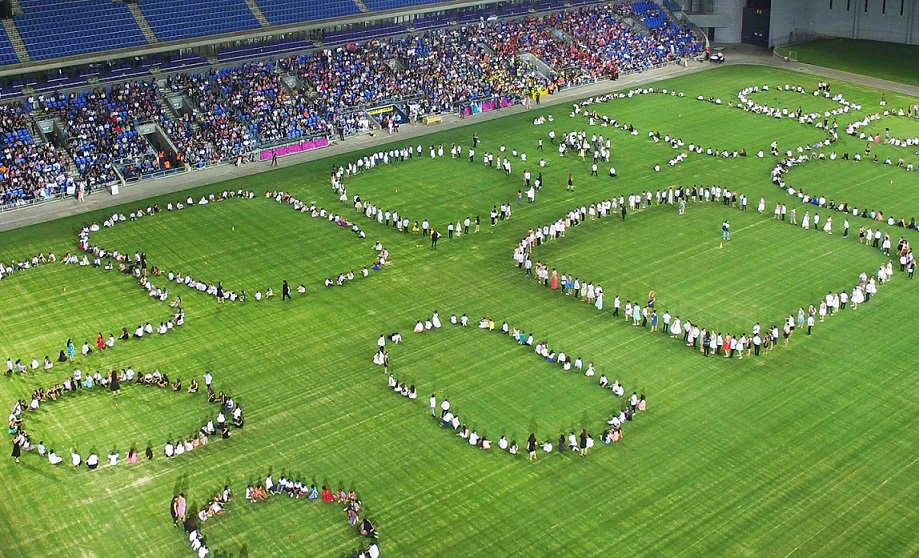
[431,230,440,250]
[282,280,291,301]
[722,220,731,241]
[110,370,120,396]
[11,436,21,464]
[430,394,436,416]
[527,433,538,460]
[441,399,450,418]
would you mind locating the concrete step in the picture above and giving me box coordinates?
[1,18,31,62]
[243,0,271,27]
[126,1,159,43]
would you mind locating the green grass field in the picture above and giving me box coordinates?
[783,38,919,87]
[2,63,919,558]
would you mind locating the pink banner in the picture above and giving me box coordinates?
[462,97,514,116]
[260,137,330,161]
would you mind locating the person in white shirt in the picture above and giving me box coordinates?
[86,453,99,470]
[164,441,175,458]
[107,452,119,466]
[48,449,63,465]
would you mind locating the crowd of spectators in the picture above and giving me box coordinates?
[38,82,169,188]
[0,3,702,208]
[0,101,71,205]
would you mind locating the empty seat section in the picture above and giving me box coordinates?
[138,0,260,42]
[15,0,147,61]
[363,0,449,10]
[0,24,19,65]
[255,0,361,25]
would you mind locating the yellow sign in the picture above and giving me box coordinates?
[368,105,394,116]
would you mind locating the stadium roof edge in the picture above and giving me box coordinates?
[0,0,532,79]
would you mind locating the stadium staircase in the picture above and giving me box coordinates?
[1,19,30,62]
[8,0,23,15]
[352,0,371,13]
[126,1,159,43]
[243,0,270,27]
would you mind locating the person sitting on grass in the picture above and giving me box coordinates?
[187,379,198,393]
[322,486,335,503]
[359,517,379,539]
[48,449,63,465]
[172,378,182,391]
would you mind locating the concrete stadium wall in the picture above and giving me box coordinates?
[771,0,919,46]
[710,0,745,42]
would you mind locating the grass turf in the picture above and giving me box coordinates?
[782,37,919,87]
[0,64,919,558]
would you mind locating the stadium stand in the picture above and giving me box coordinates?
[255,0,362,26]
[0,24,20,66]
[15,0,148,61]
[38,82,167,186]
[0,101,71,205]
[138,0,261,42]
[0,2,703,207]
[662,0,682,12]
[363,0,452,10]
[631,1,668,29]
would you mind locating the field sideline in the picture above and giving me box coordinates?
[1,61,918,558]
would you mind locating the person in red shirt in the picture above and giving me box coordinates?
[321,486,334,503]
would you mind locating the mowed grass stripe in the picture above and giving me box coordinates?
[0,64,916,557]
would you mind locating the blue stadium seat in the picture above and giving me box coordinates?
[139,0,260,41]
[363,0,447,10]
[15,0,147,61]
[255,0,361,25]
